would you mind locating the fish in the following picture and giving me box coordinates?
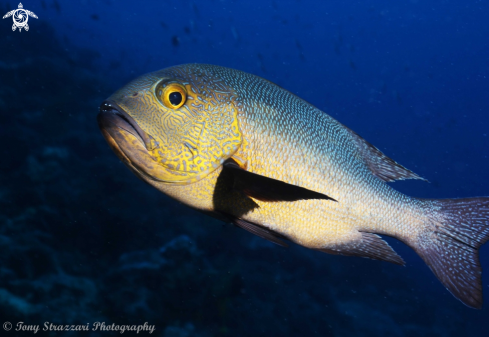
[97,64,489,308]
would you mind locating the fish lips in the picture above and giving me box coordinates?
[97,100,155,176]
[98,100,149,148]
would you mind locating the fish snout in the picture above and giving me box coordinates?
[98,100,156,151]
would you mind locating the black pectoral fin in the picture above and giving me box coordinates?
[223,159,336,202]
[231,217,289,247]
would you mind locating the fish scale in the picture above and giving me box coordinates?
[222,66,417,242]
[98,63,489,308]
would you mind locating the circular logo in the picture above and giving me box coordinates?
[13,9,27,26]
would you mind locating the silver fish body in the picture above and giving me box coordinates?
[98,64,489,308]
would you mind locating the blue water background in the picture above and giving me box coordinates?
[0,0,488,335]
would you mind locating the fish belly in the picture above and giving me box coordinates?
[242,186,427,250]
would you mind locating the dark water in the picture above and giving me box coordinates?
[0,0,488,336]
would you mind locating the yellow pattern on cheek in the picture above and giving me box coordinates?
[136,79,242,184]
[106,125,192,183]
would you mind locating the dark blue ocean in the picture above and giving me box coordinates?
[0,0,488,336]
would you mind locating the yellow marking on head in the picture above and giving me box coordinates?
[106,66,243,185]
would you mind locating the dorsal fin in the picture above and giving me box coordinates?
[345,127,427,183]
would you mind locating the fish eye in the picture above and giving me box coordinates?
[169,92,182,106]
[155,81,187,109]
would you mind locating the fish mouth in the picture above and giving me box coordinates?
[97,100,194,184]
[97,100,151,179]
[98,100,150,149]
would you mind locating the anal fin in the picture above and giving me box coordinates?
[319,232,405,265]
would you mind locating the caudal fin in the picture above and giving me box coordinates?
[414,197,489,309]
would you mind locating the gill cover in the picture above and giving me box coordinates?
[108,65,243,184]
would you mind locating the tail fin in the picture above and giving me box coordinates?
[414,197,489,308]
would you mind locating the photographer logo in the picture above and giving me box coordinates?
[3,3,37,32]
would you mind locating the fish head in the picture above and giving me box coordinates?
[97,64,243,185]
